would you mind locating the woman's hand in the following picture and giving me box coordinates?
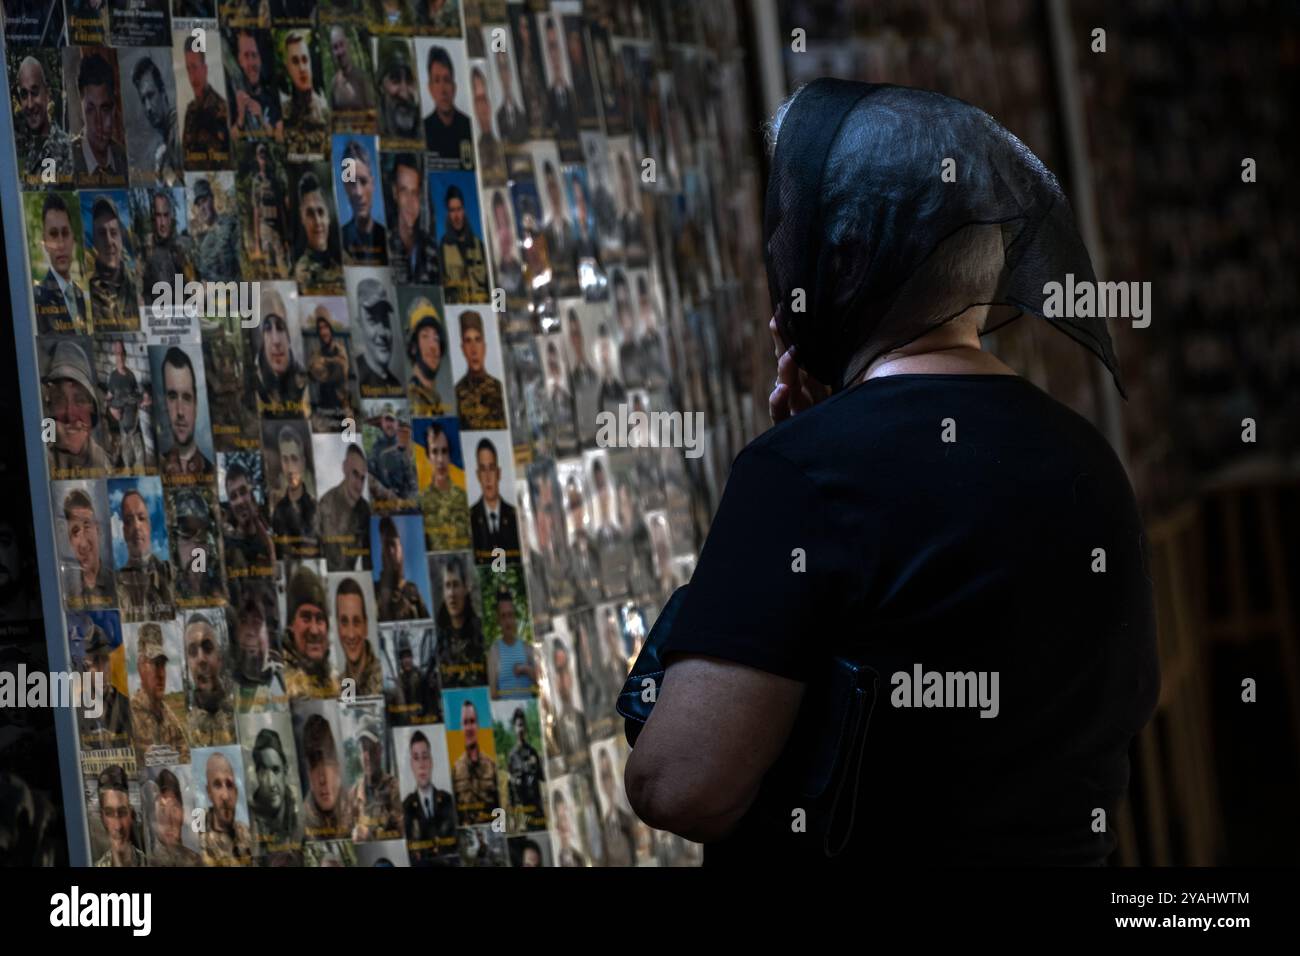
[769,313,830,424]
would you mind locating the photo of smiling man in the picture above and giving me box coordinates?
[282,562,339,699]
[67,46,128,188]
[55,479,116,611]
[288,161,343,294]
[329,572,383,698]
[334,135,387,265]
[25,192,88,334]
[10,48,75,189]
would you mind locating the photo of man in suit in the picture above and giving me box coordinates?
[401,729,456,860]
[468,437,519,559]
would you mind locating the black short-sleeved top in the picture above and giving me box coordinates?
[660,374,1159,866]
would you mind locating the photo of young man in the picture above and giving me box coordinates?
[24,192,88,335]
[10,49,75,188]
[68,47,128,187]
[176,31,232,169]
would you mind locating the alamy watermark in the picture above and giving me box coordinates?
[1043,273,1151,329]
[595,403,704,459]
[150,275,261,327]
[890,664,1000,718]
[0,666,104,719]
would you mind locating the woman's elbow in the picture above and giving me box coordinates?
[623,749,750,842]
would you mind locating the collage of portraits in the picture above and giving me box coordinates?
[4,0,771,866]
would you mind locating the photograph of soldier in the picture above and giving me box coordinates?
[509,835,550,866]
[402,292,451,415]
[288,163,343,292]
[429,552,484,687]
[136,186,197,304]
[11,50,74,189]
[566,168,603,282]
[483,573,534,699]
[91,765,146,867]
[110,477,175,621]
[66,47,127,188]
[322,24,377,130]
[41,337,110,478]
[588,455,631,599]
[488,41,527,147]
[537,155,578,295]
[278,29,331,161]
[465,433,520,560]
[330,573,383,697]
[126,621,189,764]
[548,778,586,867]
[415,418,470,551]
[316,441,371,571]
[240,719,303,853]
[486,189,524,301]
[545,632,589,768]
[382,624,442,724]
[396,726,457,864]
[195,746,253,865]
[634,270,670,390]
[229,577,286,711]
[523,460,576,621]
[382,152,439,284]
[492,698,545,831]
[593,740,642,867]
[345,718,402,842]
[170,484,228,605]
[144,766,202,866]
[55,481,116,611]
[218,453,275,578]
[593,321,629,421]
[80,191,140,332]
[507,6,546,138]
[302,299,355,432]
[263,419,321,557]
[446,689,499,825]
[610,142,648,266]
[120,49,181,186]
[375,37,422,149]
[225,27,284,142]
[371,513,432,622]
[457,824,508,867]
[183,610,237,746]
[186,172,242,283]
[176,31,233,170]
[417,0,459,34]
[252,284,310,417]
[201,316,258,454]
[75,612,133,749]
[303,840,355,866]
[449,307,507,429]
[364,400,419,509]
[282,563,340,698]
[540,13,580,158]
[24,193,88,334]
[570,608,609,733]
[295,705,353,839]
[412,40,469,169]
[350,270,406,396]
[431,174,489,302]
[470,65,505,186]
[96,335,153,474]
[334,135,387,264]
[150,343,214,479]
[237,140,291,278]
[557,465,600,605]
[561,15,599,127]
[539,336,579,457]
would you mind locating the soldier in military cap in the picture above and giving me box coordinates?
[200,750,253,865]
[366,403,400,501]
[438,184,489,303]
[147,768,202,866]
[160,346,214,478]
[62,488,115,608]
[191,177,241,282]
[319,444,371,571]
[231,579,287,712]
[185,611,236,745]
[283,565,339,699]
[452,698,499,824]
[249,728,300,850]
[549,637,588,761]
[349,726,402,841]
[79,621,132,746]
[406,299,448,415]
[506,706,544,824]
[376,516,429,622]
[292,172,341,291]
[94,766,146,867]
[116,488,174,620]
[301,713,353,838]
[355,278,402,394]
[172,488,224,604]
[374,418,418,503]
[88,196,140,331]
[418,421,470,552]
[13,55,74,187]
[337,577,382,698]
[377,39,422,145]
[42,340,110,475]
[130,622,191,763]
[306,306,352,430]
[254,289,309,414]
[454,310,506,429]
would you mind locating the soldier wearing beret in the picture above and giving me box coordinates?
[94,765,146,867]
[454,310,506,430]
[283,565,340,699]
[130,622,191,763]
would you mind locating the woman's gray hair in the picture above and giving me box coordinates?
[763,85,805,157]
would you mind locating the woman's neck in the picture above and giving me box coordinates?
[856,319,1016,385]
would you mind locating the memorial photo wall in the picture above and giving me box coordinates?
[4,0,770,866]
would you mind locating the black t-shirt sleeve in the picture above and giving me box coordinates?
[660,445,844,682]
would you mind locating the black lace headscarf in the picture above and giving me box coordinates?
[764,79,1125,397]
